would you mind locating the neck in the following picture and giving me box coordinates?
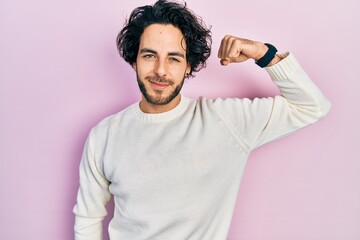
[139,95,181,114]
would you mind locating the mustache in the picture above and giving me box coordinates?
[145,76,174,85]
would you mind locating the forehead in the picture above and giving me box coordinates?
[139,24,186,53]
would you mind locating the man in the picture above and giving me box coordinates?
[73,0,331,239]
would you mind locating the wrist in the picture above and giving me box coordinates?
[266,54,281,67]
[255,43,278,68]
[254,43,269,61]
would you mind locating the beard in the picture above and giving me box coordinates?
[136,73,185,106]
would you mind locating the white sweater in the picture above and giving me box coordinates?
[73,53,331,240]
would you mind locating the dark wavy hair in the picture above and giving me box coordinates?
[116,0,212,77]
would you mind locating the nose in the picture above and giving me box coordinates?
[154,59,167,77]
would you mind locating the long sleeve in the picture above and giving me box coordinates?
[211,52,331,151]
[70,52,331,240]
[73,129,112,240]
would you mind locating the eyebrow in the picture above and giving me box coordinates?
[139,48,185,58]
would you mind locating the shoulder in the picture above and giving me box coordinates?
[189,96,253,118]
[88,102,138,140]
[197,96,254,110]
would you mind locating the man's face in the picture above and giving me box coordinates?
[134,24,190,106]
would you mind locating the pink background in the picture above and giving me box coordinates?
[1,0,359,239]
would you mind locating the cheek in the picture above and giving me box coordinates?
[169,64,187,75]
[136,63,154,77]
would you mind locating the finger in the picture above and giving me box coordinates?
[218,35,231,59]
[217,36,226,58]
[223,37,237,58]
[220,38,239,66]
[228,39,241,58]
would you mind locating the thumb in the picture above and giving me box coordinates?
[220,55,249,66]
[220,58,231,66]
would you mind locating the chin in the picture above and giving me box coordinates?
[144,91,179,106]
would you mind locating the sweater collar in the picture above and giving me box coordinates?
[133,95,190,122]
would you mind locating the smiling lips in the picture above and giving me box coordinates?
[149,80,171,90]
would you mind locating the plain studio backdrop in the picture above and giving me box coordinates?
[0,0,359,239]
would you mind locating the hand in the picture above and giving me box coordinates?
[217,35,273,66]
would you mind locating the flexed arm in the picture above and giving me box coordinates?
[212,35,331,150]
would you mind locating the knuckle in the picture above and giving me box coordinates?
[223,35,232,41]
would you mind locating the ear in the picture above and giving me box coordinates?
[185,63,191,75]
[132,63,137,71]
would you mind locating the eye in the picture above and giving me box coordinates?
[143,54,155,59]
[169,57,181,62]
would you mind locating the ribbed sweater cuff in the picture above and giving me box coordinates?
[265,52,300,81]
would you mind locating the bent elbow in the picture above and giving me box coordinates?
[291,98,332,125]
[316,98,332,120]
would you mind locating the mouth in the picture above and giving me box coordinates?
[149,80,171,90]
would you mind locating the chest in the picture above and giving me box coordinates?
[101,113,246,203]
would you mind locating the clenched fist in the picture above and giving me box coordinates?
[218,35,280,66]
